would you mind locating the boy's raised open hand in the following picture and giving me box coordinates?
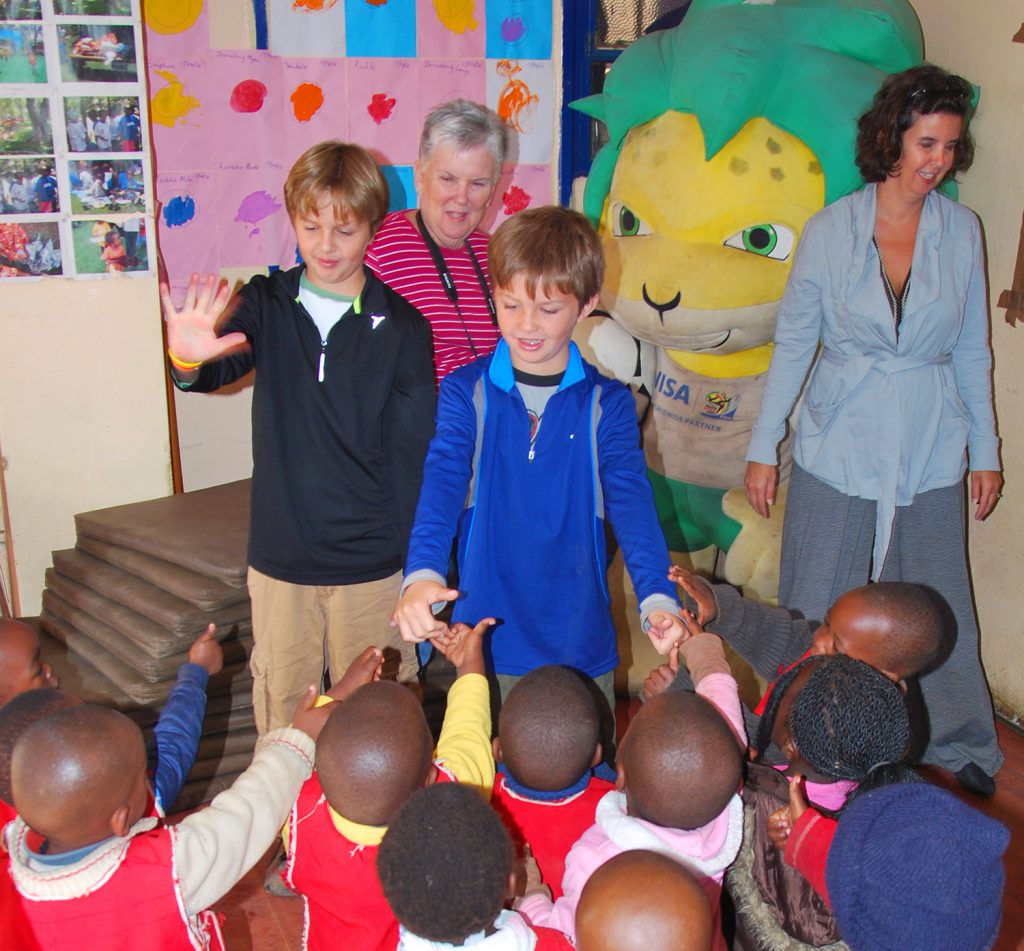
[391,580,460,643]
[160,272,248,365]
[430,617,494,677]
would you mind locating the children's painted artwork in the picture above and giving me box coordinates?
[145,0,556,283]
[0,0,150,279]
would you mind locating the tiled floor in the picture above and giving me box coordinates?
[188,711,1024,950]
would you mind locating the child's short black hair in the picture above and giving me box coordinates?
[857,582,946,677]
[498,665,599,791]
[378,782,513,944]
[620,690,742,830]
[0,687,80,804]
[315,681,434,827]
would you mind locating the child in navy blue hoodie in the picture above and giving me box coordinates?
[393,206,681,717]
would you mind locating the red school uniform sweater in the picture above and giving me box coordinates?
[491,772,615,899]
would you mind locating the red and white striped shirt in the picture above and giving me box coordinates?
[366,210,500,383]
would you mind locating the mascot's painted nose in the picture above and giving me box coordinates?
[642,283,682,322]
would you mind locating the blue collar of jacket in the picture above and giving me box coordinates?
[497,761,592,801]
[487,339,586,393]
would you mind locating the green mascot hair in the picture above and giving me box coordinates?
[572,0,925,225]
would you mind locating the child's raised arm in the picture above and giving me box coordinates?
[160,272,248,374]
[430,617,495,678]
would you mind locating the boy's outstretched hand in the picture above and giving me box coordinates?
[668,565,717,626]
[430,617,495,677]
[325,646,384,703]
[391,580,461,643]
[161,272,248,367]
[646,609,693,656]
[189,624,224,676]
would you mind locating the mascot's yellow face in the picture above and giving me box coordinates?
[600,111,824,355]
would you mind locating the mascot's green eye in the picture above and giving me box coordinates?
[723,223,795,261]
[610,202,652,237]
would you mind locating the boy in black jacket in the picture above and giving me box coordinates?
[162,141,436,734]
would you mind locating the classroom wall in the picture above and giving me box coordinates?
[912,0,1024,719]
[0,275,172,616]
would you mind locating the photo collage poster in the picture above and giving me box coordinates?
[144,0,556,305]
[0,0,149,279]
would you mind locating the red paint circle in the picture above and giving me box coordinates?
[230,79,268,113]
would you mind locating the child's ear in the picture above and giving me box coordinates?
[492,737,503,765]
[590,743,603,769]
[109,804,132,838]
[577,293,601,323]
[424,763,439,787]
[614,760,627,792]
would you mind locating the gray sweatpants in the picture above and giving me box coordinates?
[778,464,1002,777]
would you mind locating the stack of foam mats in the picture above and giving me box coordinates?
[38,480,255,812]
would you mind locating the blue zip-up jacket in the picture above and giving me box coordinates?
[405,341,678,677]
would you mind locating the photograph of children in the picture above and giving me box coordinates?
[64,96,140,153]
[0,2,42,20]
[0,97,51,155]
[0,220,61,277]
[58,23,136,83]
[72,216,147,274]
[54,1,131,14]
[0,158,57,215]
[69,157,144,213]
[0,23,45,83]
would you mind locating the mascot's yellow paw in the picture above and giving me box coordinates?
[721,481,788,603]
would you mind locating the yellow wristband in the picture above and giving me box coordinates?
[168,350,203,372]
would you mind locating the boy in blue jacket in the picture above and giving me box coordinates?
[393,206,681,717]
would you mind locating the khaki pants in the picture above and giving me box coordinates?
[247,567,417,734]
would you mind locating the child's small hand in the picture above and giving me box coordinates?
[646,610,690,655]
[667,566,717,625]
[188,624,224,676]
[769,775,810,850]
[290,685,331,741]
[161,273,248,366]
[639,644,680,702]
[391,580,460,643]
[431,617,495,677]
[325,646,384,702]
[512,845,551,901]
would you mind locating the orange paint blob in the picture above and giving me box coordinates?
[294,0,338,8]
[290,83,325,122]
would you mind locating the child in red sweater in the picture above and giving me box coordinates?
[491,665,615,898]
[284,618,496,951]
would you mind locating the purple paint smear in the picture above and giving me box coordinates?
[501,15,526,43]
[163,194,196,228]
[235,190,282,237]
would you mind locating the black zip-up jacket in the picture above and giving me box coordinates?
[177,265,436,585]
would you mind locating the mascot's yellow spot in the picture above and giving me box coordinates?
[808,161,823,175]
[144,0,203,34]
[150,69,200,127]
[766,138,782,154]
[432,0,478,34]
[601,111,824,342]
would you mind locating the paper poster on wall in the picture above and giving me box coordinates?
[280,57,350,162]
[71,216,147,274]
[206,50,283,163]
[147,54,213,170]
[347,58,418,166]
[0,23,46,83]
[268,0,345,58]
[213,160,294,269]
[0,220,61,276]
[418,59,487,123]
[486,58,551,164]
[417,0,484,59]
[484,0,551,60]
[58,23,138,83]
[345,0,416,58]
[156,169,218,288]
[493,162,548,226]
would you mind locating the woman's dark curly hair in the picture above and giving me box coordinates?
[855,63,975,184]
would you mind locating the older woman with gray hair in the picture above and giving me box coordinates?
[366,99,509,383]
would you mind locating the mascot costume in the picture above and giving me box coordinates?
[572,0,923,616]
